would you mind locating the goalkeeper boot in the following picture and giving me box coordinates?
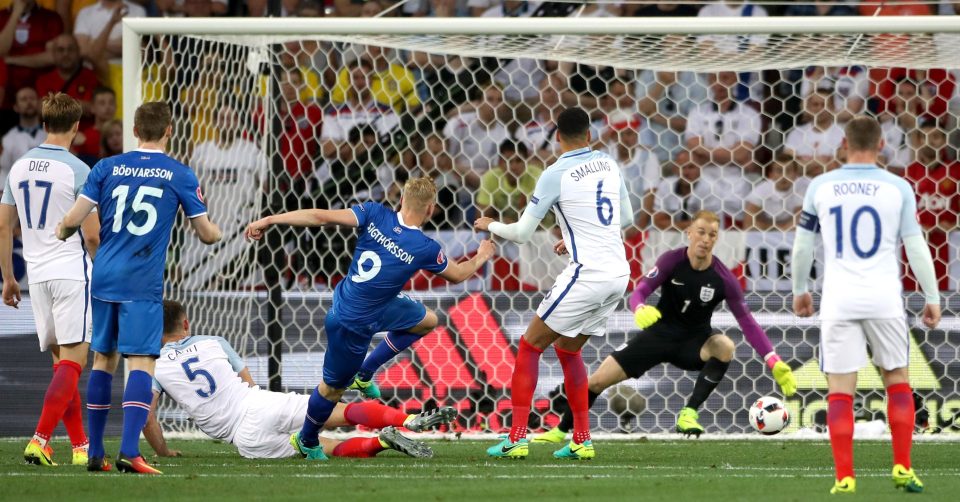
[290,432,328,461]
[531,426,567,444]
[379,426,433,458]
[553,440,595,460]
[486,436,529,459]
[23,439,56,467]
[892,464,924,493]
[676,407,705,437]
[404,406,457,432]
[348,374,381,399]
[830,476,856,495]
[116,453,163,475]
[72,443,89,466]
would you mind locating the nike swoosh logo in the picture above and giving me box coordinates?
[500,444,520,454]
[671,279,685,285]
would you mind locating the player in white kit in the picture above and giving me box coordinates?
[476,107,631,460]
[0,94,100,467]
[791,116,941,495]
[145,301,456,459]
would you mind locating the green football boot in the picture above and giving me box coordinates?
[676,407,705,437]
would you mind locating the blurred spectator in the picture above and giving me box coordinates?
[859,0,930,15]
[443,84,509,188]
[636,70,707,161]
[0,86,45,188]
[593,78,635,136]
[652,158,715,231]
[628,1,697,17]
[318,123,383,206]
[903,122,958,291]
[156,0,228,17]
[248,0,304,16]
[277,68,323,195]
[72,86,114,163]
[35,34,98,118]
[743,155,809,231]
[74,0,147,119]
[469,0,534,17]
[516,71,562,164]
[321,58,399,162]
[878,78,918,171]
[0,0,62,131]
[784,0,857,16]
[873,70,955,130]
[481,0,545,105]
[697,0,768,55]
[98,117,121,158]
[600,109,658,229]
[557,61,618,113]
[331,45,419,113]
[783,89,843,177]
[477,139,539,222]
[411,132,462,229]
[801,66,868,123]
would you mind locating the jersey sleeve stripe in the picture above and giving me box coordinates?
[78,193,98,205]
[186,211,208,219]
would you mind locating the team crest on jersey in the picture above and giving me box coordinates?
[436,250,445,264]
[196,187,205,203]
[394,226,402,234]
[645,266,659,279]
[699,286,715,302]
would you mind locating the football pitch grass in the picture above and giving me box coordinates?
[2,438,959,501]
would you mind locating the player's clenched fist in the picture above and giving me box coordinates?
[474,217,494,232]
[633,304,661,329]
[244,218,271,241]
[771,360,797,397]
[476,239,496,262]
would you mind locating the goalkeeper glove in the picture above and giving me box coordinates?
[633,304,662,329]
[766,355,797,397]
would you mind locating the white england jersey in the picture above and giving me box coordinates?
[527,147,629,279]
[0,145,92,284]
[153,336,256,441]
[798,164,922,320]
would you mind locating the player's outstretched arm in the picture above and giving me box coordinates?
[245,209,359,241]
[438,239,496,284]
[474,210,541,244]
[189,214,223,245]
[144,392,181,458]
[56,197,97,241]
[0,204,21,308]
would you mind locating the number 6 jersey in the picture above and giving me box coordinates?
[798,163,922,320]
[80,149,207,302]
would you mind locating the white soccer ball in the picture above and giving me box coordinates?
[748,396,790,435]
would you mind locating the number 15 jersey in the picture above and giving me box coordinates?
[80,149,207,302]
[799,163,922,320]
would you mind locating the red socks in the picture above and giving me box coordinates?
[887,383,914,469]
[555,346,591,444]
[34,360,83,448]
[343,401,410,430]
[827,393,855,481]
[331,437,385,458]
[509,337,543,443]
[62,386,88,448]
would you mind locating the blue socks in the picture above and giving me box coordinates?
[86,369,113,459]
[119,370,153,458]
[357,331,422,382]
[299,387,336,448]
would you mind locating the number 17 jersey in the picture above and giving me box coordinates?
[80,149,207,302]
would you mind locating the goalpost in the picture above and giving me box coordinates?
[121,15,960,437]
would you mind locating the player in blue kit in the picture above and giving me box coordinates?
[244,177,495,460]
[57,102,222,474]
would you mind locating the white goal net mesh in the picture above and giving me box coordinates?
[142,18,960,437]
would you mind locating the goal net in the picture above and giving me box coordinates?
[123,14,960,437]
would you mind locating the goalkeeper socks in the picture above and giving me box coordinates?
[33,360,82,449]
[86,370,113,459]
[555,346,591,444]
[300,386,336,448]
[343,401,409,429]
[827,393,855,480]
[332,437,385,458]
[886,383,914,469]
[508,337,543,443]
[558,390,599,434]
[357,330,422,382]
[62,383,88,448]
[687,358,730,410]
[119,370,153,458]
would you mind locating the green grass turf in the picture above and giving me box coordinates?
[1,438,957,501]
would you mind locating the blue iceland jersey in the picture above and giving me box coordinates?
[333,202,449,326]
[80,149,207,302]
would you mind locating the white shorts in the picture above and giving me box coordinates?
[233,391,309,459]
[820,318,909,374]
[29,279,92,351]
[537,269,629,338]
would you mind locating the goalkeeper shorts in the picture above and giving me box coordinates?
[610,327,716,378]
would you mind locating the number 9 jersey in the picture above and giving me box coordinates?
[798,163,922,320]
[80,148,207,302]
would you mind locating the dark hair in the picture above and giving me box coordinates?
[556,107,591,142]
[41,93,83,134]
[499,139,528,157]
[163,300,186,335]
[348,123,379,143]
[92,86,116,100]
[844,115,883,153]
[134,101,172,142]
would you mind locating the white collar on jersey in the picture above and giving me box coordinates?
[135,148,164,153]
[397,213,419,230]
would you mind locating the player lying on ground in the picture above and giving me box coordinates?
[0,93,100,466]
[536,210,797,442]
[475,107,633,460]
[144,301,455,460]
[791,116,941,495]
[245,177,494,460]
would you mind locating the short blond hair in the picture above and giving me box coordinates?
[692,210,720,226]
[402,177,437,210]
[41,93,82,134]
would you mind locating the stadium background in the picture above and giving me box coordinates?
[1,0,960,439]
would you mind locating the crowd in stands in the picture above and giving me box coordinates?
[1,0,958,292]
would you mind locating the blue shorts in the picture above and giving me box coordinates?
[321,293,426,388]
[91,298,163,357]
